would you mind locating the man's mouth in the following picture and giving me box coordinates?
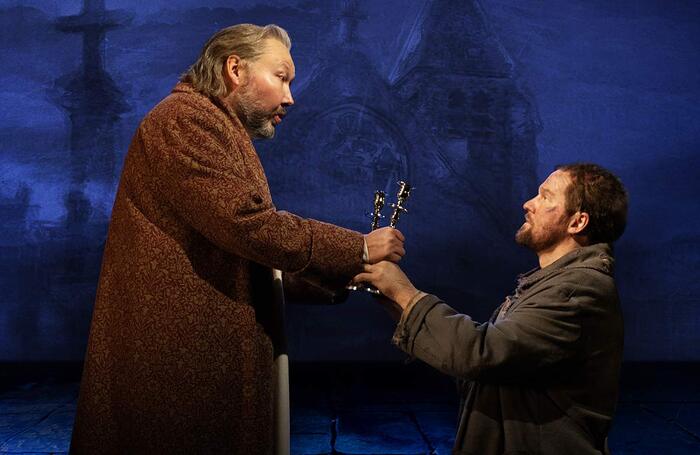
[271,109,286,126]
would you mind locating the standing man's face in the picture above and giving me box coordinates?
[515,170,574,252]
[233,38,295,139]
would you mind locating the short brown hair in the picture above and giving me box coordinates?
[556,163,628,244]
[180,24,291,98]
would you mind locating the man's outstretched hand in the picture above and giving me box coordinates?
[364,227,405,264]
[353,261,418,309]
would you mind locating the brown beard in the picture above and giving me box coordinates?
[515,218,567,253]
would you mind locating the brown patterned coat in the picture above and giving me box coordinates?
[70,83,364,454]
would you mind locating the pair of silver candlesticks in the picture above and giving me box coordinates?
[348,181,412,295]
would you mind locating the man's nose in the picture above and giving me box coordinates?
[523,198,534,212]
[282,86,294,106]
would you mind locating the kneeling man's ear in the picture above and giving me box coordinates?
[567,211,589,235]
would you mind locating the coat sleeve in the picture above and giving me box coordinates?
[136,96,364,289]
[392,272,591,382]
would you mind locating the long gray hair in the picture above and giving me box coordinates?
[181,24,291,98]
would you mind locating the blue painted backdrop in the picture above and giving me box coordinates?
[1,0,698,362]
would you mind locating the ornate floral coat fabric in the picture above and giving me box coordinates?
[70,83,364,454]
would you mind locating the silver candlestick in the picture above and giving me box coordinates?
[370,190,386,231]
[348,181,412,295]
[389,181,411,228]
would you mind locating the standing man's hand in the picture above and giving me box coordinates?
[364,227,405,263]
[353,261,419,310]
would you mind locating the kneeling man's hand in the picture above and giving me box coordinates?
[364,227,405,264]
[353,261,418,309]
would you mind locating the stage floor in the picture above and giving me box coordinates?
[0,362,698,454]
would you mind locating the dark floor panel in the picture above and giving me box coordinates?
[0,362,699,454]
[290,408,333,454]
[607,403,700,454]
[335,410,428,454]
[0,407,74,453]
[291,432,331,455]
[0,412,47,448]
[677,404,700,438]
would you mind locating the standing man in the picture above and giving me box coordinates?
[356,163,628,454]
[70,24,404,454]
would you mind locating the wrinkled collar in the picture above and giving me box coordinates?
[517,243,615,291]
[171,82,250,140]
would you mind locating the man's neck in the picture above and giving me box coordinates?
[537,238,583,269]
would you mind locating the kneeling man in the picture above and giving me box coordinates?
[356,163,628,455]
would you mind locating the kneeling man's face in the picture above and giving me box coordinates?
[233,38,295,139]
[515,170,573,252]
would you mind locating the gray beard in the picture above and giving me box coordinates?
[233,87,275,139]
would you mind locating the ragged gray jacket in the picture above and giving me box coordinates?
[393,243,623,455]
